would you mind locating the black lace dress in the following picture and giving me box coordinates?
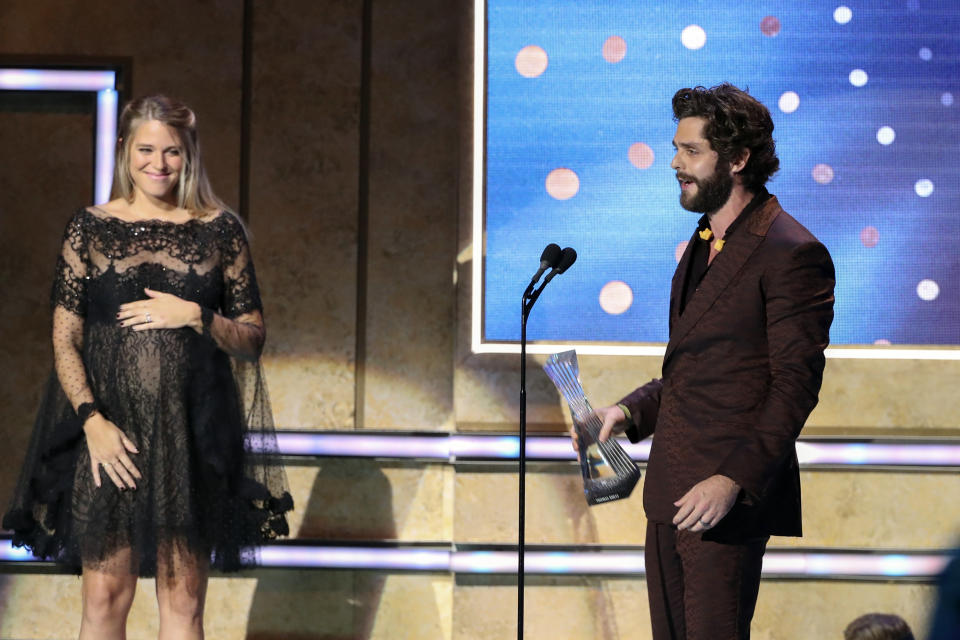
[3,208,292,577]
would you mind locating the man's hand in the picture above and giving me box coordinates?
[673,474,740,532]
[569,405,627,453]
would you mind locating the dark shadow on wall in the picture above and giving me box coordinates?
[246,459,397,639]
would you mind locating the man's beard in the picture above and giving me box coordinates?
[679,160,734,213]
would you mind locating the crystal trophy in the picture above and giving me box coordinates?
[543,350,641,506]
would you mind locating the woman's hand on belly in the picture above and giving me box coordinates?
[83,413,142,490]
[118,287,202,332]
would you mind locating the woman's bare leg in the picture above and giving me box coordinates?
[155,543,208,640]
[79,549,137,640]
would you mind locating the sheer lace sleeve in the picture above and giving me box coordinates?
[201,213,266,361]
[51,212,95,410]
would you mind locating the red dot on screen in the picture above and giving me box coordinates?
[860,226,879,248]
[545,168,580,200]
[760,16,781,37]
[515,45,548,78]
[628,142,655,169]
[603,36,627,63]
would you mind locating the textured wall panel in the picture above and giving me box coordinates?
[361,0,459,430]
[249,0,362,429]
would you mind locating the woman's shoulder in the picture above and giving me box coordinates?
[208,209,249,239]
[207,208,242,225]
[60,205,98,235]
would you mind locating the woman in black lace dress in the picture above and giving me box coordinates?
[3,95,292,639]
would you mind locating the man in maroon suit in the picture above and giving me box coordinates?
[576,84,835,639]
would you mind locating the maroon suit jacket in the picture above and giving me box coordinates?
[619,194,835,542]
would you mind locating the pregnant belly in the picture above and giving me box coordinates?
[85,323,194,401]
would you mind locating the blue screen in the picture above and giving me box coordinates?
[483,1,960,346]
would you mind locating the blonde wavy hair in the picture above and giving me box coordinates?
[113,95,230,216]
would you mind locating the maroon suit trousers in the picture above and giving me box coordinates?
[645,522,768,640]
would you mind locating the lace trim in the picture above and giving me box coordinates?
[77,208,242,265]
[50,209,261,317]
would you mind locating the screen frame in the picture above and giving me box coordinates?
[469,0,959,361]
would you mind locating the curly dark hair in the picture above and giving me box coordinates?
[844,613,914,640]
[672,83,780,192]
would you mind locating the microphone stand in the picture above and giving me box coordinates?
[518,277,552,640]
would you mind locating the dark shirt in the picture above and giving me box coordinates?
[679,188,769,315]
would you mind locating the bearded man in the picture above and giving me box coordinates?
[573,84,836,640]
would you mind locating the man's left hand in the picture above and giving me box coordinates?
[672,474,740,532]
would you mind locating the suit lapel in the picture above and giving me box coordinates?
[663,196,781,365]
[669,232,698,334]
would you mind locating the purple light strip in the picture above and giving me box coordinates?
[449,551,647,574]
[0,68,118,204]
[267,432,960,468]
[256,545,450,571]
[450,435,519,459]
[796,441,960,466]
[761,552,949,578]
[257,546,948,579]
[272,433,449,459]
[1,539,949,579]
[0,69,116,92]
[0,540,35,562]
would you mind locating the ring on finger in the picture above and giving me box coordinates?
[145,312,152,323]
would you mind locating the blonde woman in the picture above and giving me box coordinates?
[4,95,292,639]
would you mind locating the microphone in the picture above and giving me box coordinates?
[542,247,577,285]
[528,243,562,287]
[523,243,562,298]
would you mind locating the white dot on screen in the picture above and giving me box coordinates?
[834,6,852,24]
[681,25,707,50]
[515,45,549,78]
[877,126,896,145]
[778,91,800,113]
[849,69,868,87]
[942,92,954,106]
[914,179,934,197]
[916,279,940,301]
[919,47,932,61]
[599,281,634,315]
[545,168,580,200]
[812,163,834,184]
[874,338,892,345]
[675,241,689,263]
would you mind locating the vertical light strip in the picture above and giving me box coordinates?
[471,0,486,353]
[96,88,118,203]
